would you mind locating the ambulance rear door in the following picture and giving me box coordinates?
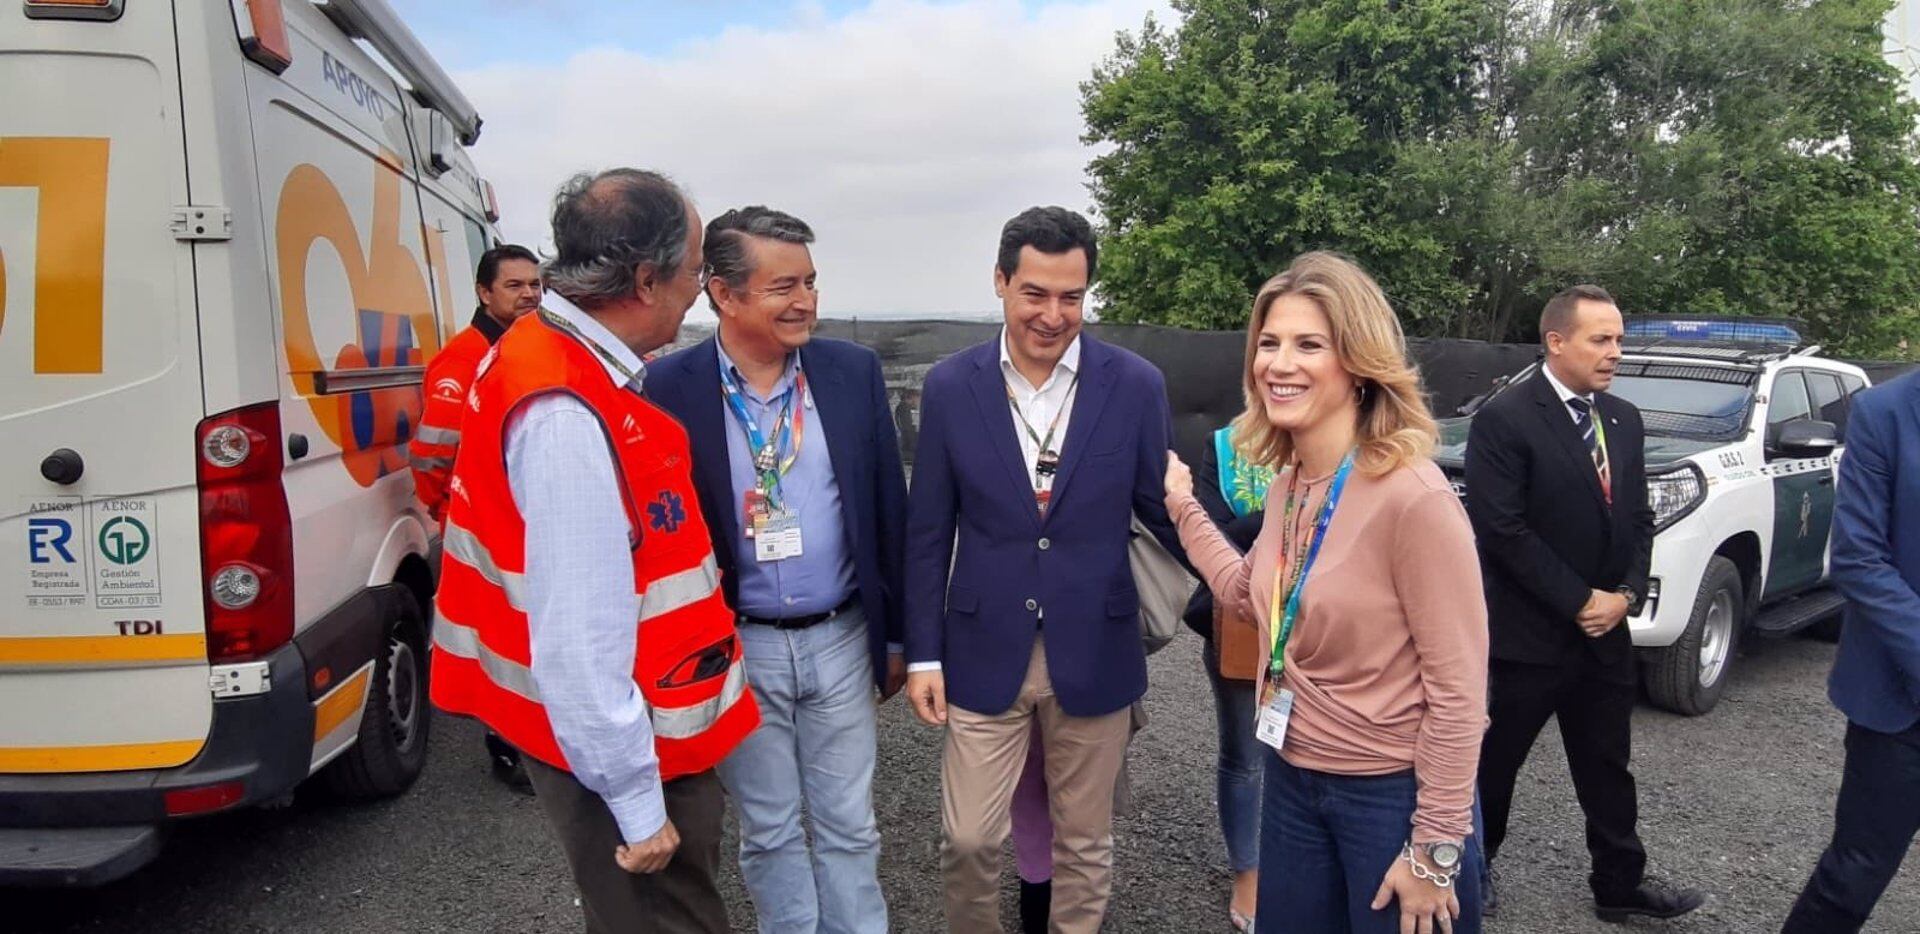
[0,1,214,774]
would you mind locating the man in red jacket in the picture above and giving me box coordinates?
[411,243,542,520]
[410,242,541,792]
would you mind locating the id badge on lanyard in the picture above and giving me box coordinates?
[725,365,808,560]
[1256,453,1354,753]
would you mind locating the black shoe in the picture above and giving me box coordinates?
[1483,864,1499,917]
[1018,879,1050,934]
[1594,879,1705,922]
[486,737,535,797]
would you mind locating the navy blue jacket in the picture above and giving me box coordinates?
[904,335,1179,718]
[648,336,908,688]
[1826,370,1920,733]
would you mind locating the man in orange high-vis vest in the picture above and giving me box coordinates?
[409,243,542,795]
[431,169,757,934]
[410,243,542,522]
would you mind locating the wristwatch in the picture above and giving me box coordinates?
[1614,585,1641,616]
[1420,840,1463,872]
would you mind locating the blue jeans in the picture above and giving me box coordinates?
[1258,753,1484,934]
[1204,644,1262,873]
[715,606,886,934]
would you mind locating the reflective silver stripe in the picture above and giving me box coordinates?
[652,658,750,739]
[442,521,530,609]
[410,454,454,472]
[432,608,542,702]
[414,425,462,446]
[639,556,721,622]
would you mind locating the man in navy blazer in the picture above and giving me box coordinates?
[1784,369,1920,933]
[648,207,906,933]
[903,207,1179,933]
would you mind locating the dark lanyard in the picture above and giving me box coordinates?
[539,310,645,391]
[1005,371,1079,481]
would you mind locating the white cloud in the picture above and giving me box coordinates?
[457,0,1170,318]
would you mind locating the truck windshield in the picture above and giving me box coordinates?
[1605,363,1755,440]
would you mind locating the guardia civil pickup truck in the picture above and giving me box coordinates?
[1435,318,1869,716]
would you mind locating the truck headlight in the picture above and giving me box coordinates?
[1648,464,1706,532]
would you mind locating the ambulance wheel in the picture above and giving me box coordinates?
[1644,556,1742,717]
[321,597,432,799]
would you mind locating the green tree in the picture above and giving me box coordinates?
[1084,0,1920,358]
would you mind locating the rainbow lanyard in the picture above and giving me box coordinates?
[1265,452,1355,692]
[720,360,807,507]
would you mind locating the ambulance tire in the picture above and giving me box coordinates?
[321,597,432,799]
[1644,556,1743,717]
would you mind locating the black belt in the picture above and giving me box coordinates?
[738,593,859,631]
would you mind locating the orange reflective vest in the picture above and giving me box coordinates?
[429,313,758,778]
[409,322,494,521]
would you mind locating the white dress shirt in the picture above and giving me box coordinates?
[907,328,1083,675]
[503,292,664,844]
[1540,362,1591,423]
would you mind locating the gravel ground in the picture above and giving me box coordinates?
[13,632,1917,933]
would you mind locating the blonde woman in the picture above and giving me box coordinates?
[1165,252,1488,934]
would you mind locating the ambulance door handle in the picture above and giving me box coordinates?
[40,448,84,486]
[288,434,310,461]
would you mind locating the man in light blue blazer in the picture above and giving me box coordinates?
[902,207,1181,932]
[1783,369,1920,933]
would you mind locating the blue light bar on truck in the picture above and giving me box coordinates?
[1623,317,1803,347]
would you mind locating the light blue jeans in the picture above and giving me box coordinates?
[715,604,886,934]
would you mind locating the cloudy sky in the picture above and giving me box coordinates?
[394,0,1172,318]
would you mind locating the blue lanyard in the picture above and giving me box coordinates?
[1267,452,1355,683]
[719,360,806,499]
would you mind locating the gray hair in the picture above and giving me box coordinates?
[542,169,690,310]
[703,206,815,312]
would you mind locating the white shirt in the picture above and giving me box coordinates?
[1540,362,1592,424]
[907,329,1083,675]
[503,292,664,844]
[998,327,1083,489]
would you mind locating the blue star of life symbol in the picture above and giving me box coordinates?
[648,491,687,534]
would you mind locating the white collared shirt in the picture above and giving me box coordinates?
[998,327,1084,492]
[1540,362,1592,424]
[502,292,664,844]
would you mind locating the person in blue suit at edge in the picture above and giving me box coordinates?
[1782,368,1920,934]
[901,206,1183,933]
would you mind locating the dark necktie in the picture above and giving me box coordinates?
[1566,396,1612,503]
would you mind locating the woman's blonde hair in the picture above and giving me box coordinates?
[1230,251,1437,476]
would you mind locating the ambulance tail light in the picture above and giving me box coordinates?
[229,0,293,74]
[481,180,501,223]
[23,0,124,21]
[196,403,295,663]
[163,781,246,816]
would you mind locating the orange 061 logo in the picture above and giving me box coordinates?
[275,152,456,487]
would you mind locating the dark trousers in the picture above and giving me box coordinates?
[1257,753,1484,933]
[1782,720,1920,933]
[1478,656,1646,899]
[522,757,729,934]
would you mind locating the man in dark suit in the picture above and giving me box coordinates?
[648,207,907,933]
[1783,369,1920,933]
[903,207,1178,933]
[1466,285,1704,923]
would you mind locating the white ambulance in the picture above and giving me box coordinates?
[1,0,499,884]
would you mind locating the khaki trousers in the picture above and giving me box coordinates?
[941,639,1131,933]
